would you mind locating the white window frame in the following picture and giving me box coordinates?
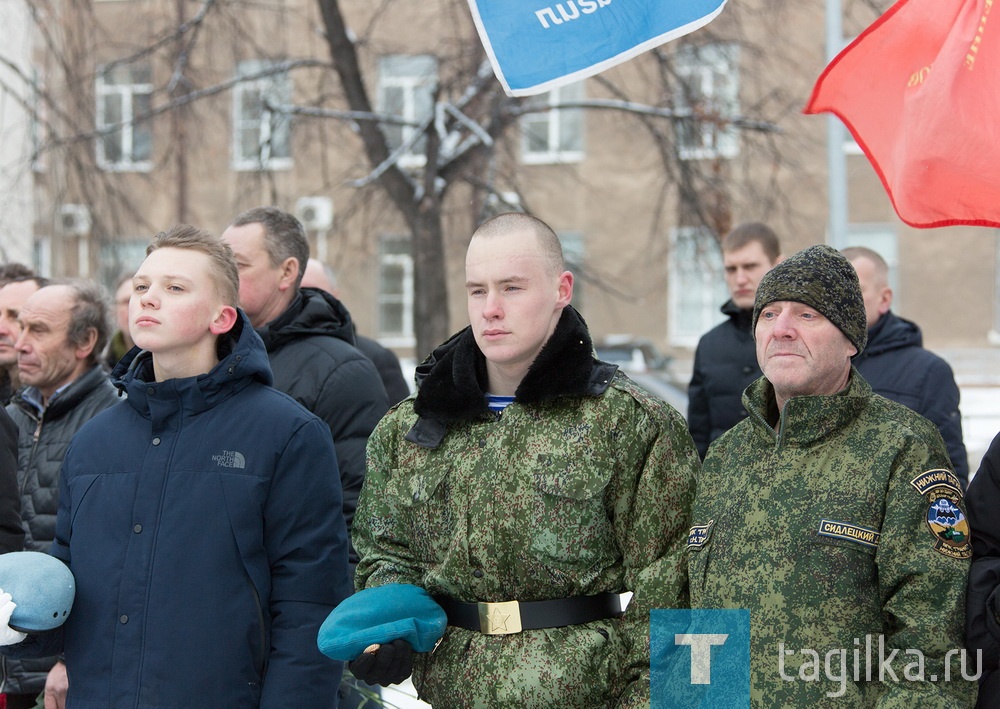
[99,239,148,290]
[377,55,437,170]
[96,62,153,172]
[667,226,729,347]
[32,236,51,278]
[520,81,585,165]
[844,133,864,156]
[232,60,293,171]
[377,236,415,347]
[674,43,740,161]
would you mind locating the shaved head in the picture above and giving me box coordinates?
[472,213,565,276]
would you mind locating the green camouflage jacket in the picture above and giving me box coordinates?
[354,307,698,708]
[690,370,976,707]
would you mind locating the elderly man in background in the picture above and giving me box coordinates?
[3,281,118,709]
[842,246,968,487]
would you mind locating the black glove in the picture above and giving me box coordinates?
[349,638,414,686]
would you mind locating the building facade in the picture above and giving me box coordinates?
[10,0,999,360]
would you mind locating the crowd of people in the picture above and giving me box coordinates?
[0,209,995,708]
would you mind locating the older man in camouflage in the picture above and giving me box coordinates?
[351,212,698,707]
[689,244,976,706]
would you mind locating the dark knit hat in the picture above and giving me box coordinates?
[752,244,867,355]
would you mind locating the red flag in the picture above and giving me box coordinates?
[805,0,1000,228]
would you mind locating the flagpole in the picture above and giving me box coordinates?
[825,0,848,249]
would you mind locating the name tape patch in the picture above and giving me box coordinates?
[817,519,880,549]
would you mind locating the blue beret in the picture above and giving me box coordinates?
[317,583,447,661]
[0,551,75,632]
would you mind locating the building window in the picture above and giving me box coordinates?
[32,237,51,278]
[99,240,148,291]
[96,62,153,171]
[232,60,292,171]
[668,227,728,347]
[378,236,414,346]
[377,55,437,169]
[521,81,585,164]
[673,43,740,160]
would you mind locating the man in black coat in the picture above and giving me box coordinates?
[223,207,389,709]
[843,246,968,488]
[688,223,783,458]
[965,432,1000,707]
[222,208,389,550]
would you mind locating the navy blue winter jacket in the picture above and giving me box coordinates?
[853,311,968,487]
[5,313,353,708]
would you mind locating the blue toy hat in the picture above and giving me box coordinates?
[317,583,447,661]
[0,551,75,633]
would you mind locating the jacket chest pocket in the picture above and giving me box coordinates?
[390,463,454,563]
[808,519,880,604]
[530,458,616,569]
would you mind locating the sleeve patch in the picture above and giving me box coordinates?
[687,521,714,549]
[925,489,972,560]
[910,468,962,496]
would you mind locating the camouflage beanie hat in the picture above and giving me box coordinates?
[751,244,867,355]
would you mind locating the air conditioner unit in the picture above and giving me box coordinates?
[295,196,334,231]
[59,204,92,236]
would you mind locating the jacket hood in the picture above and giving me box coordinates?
[858,310,922,359]
[721,299,754,331]
[256,287,356,352]
[412,305,616,426]
[111,310,273,416]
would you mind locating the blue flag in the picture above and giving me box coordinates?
[468,0,729,96]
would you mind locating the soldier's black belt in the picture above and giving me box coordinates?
[434,592,622,636]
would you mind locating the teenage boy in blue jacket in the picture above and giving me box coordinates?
[0,225,352,708]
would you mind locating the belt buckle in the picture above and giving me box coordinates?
[477,600,522,635]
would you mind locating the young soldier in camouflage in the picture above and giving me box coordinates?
[351,212,698,707]
[689,244,976,706]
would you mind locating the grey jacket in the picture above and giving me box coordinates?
[2,364,118,696]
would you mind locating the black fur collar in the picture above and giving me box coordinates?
[412,306,607,424]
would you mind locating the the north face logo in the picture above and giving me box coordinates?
[212,450,246,469]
